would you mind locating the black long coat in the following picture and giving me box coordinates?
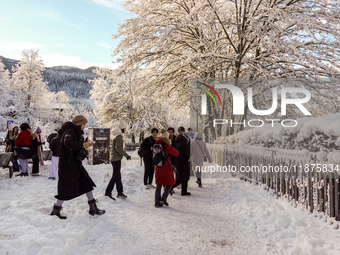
[169,135,177,165]
[55,122,96,201]
[175,134,190,182]
[141,136,156,164]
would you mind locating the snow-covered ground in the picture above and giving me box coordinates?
[1,152,340,254]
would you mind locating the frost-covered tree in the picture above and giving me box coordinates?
[113,0,340,139]
[0,61,12,130]
[90,67,185,142]
[8,50,60,127]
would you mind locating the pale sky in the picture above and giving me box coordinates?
[0,0,133,69]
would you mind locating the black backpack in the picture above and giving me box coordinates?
[152,143,166,167]
[137,147,143,158]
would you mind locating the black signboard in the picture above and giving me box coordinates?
[88,128,110,165]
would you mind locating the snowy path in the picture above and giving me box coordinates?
[1,153,340,255]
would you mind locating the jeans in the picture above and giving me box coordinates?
[143,157,154,185]
[11,157,19,170]
[155,185,172,204]
[105,160,123,195]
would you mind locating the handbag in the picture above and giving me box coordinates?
[195,140,207,162]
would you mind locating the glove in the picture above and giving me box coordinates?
[126,155,131,160]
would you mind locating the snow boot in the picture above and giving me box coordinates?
[197,178,202,188]
[181,192,191,196]
[16,172,28,177]
[50,205,67,219]
[88,199,105,216]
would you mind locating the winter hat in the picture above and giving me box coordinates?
[158,128,169,138]
[118,120,127,129]
[72,115,88,126]
[178,126,185,132]
[35,127,42,133]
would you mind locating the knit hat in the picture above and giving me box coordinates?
[35,127,42,133]
[72,115,88,126]
[178,126,185,132]
[118,120,127,129]
[158,128,169,138]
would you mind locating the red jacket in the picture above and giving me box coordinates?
[15,130,32,147]
[154,137,179,186]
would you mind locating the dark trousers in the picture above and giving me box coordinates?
[11,157,19,170]
[143,158,154,185]
[105,160,123,195]
[172,180,188,194]
[32,156,39,174]
[155,185,172,204]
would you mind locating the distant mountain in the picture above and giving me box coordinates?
[0,55,96,99]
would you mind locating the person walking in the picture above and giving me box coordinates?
[32,127,44,176]
[15,123,37,177]
[171,126,191,196]
[49,130,62,180]
[105,120,131,200]
[190,132,212,188]
[5,125,20,172]
[141,128,158,189]
[50,115,105,219]
[154,128,179,207]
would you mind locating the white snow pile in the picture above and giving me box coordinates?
[216,113,340,155]
[1,153,340,254]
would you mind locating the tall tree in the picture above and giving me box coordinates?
[113,0,340,138]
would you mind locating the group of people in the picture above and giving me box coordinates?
[3,115,212,219]
[5,124,45,177]
[138,126,212,207]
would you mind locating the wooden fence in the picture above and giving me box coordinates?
[206,144,340,221]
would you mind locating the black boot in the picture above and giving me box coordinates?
[88,199,105,216]
[197,178,202,188]
[16,172,28,177]
[50,205,67,219]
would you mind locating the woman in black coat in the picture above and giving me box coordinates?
[171,126,191,196]
[50,115,105,219]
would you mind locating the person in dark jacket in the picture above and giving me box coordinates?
[167,127,177,165]
[171,126,191,196]
[154,128,179,208]
[105,120,131,200]
[49,130,62,180]
[5,125,19,172]
[14,123,37,177]
[50,115,105,219]
[141,128,158,189]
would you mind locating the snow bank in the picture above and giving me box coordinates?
[215,113,340,162]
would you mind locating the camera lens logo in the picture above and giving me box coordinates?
[197,82,223,107]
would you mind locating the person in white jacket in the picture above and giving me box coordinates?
[190,132,212,188]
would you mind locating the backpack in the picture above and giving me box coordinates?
[152,143,167,167]
[137,147,143,158]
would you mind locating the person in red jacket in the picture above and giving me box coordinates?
[14,123,35,177]
[154,128,179,208]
